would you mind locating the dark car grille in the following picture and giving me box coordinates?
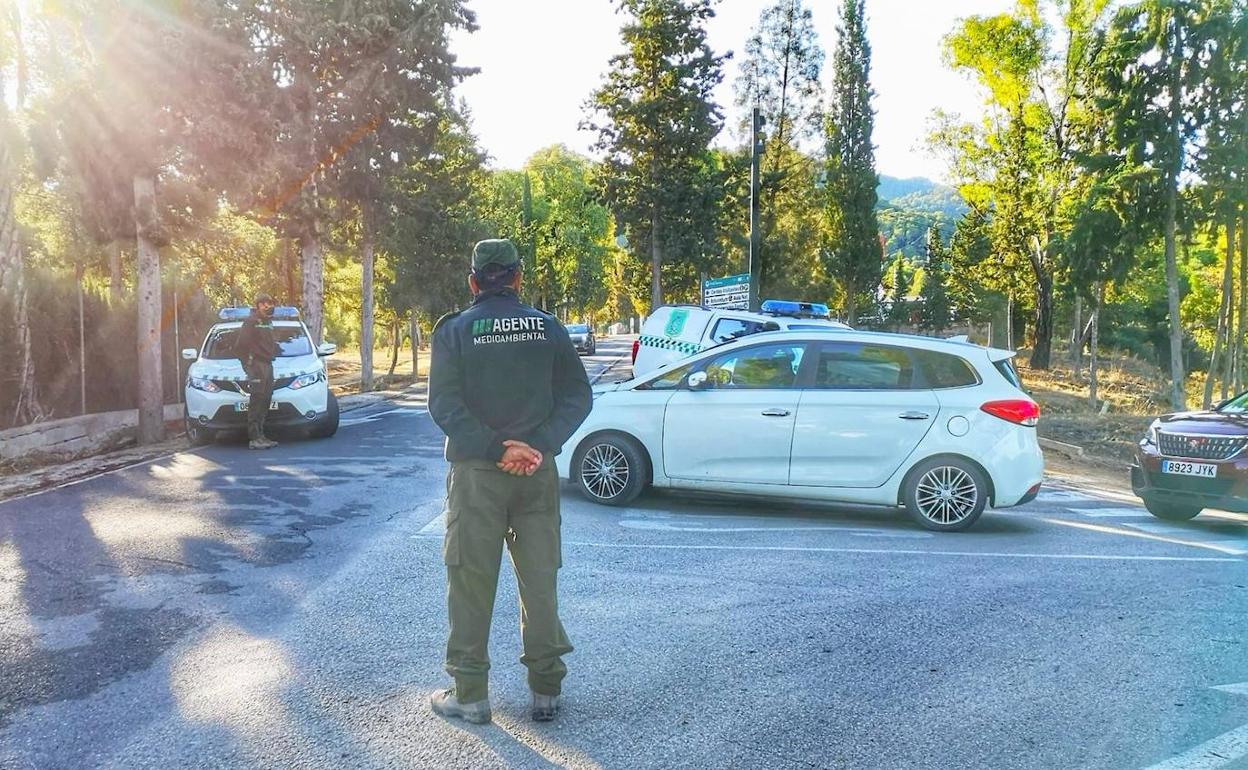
[1157,432,1248,461]
[211,376,295,394]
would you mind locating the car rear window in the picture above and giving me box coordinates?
[566,324,589,333]
[813,342,914,389]
[710,317,764,343]
[914,349,981,389]
[993,358,1023,389]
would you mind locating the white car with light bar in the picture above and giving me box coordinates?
[182,306,339,444]
[559,329,1043,531]
[631,299,851,376]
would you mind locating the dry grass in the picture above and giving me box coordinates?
[326,346,431,395]
[1015,350,1162,467]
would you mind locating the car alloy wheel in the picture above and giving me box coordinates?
[580,443,630,500]
[902,457,988,532]
[915,465,978,525]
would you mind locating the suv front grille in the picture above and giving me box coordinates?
[1158,432,1248,461]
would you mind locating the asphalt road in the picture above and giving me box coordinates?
[1,335,1246,770]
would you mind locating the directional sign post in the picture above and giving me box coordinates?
[702,273,751,311]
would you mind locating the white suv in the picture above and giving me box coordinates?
[559,329,1043,531]
[182,308,339,444]
[632,300,850,376]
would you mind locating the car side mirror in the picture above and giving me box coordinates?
[181,348,198,361]
[317,342,337,357]
[687,371,708,390]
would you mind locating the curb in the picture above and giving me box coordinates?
[1039,437,1085,459]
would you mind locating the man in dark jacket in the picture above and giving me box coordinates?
[428,239,592,725]
[235,293,280,450]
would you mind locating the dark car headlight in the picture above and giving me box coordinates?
[1145,419,1160,445]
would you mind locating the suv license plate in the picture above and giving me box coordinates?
[236,401,280,412]
[1161,460,1217,478]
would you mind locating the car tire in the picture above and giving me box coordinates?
[186,416,214,447]
[1144,500,1202,521]
[902,456,989,532]
[309,393,340,439]
[574,433,647,506]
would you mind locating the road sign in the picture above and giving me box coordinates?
[703,273,750,310]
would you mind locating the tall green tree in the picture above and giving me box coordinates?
[822,0,880,325]
[1088,0,1210,408]
[585,0,727,312]
[919,225,953,333]
[734,0,825,302]
[332,0,476,390]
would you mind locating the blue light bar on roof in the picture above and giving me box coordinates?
[218,306,301,321]
[760,299,830,319]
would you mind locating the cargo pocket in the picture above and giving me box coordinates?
[442,508,461,566]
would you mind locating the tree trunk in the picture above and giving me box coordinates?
[133,174,164,444]
[1162,21,1186,411]
[359,211,375,393]
[1204,219,1233,408]
[1029,274,1054,369]
[1006,293,1014,351]
[1221,215,1236,402]
[650,209,663,311]
[845,282,858,327]
[410,313,420,381]
[108,240,124,304]
[1069,294,1083,374]
[77,262,86,414]
[300,228,324,345]
[1237,209,1248,393]
[387,316,400,377]
[1089,283,1101,409]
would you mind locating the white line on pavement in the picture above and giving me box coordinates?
[559,541,1239,562]
[1042,518,1247,556]
[1143,681,1248,770]
[1077,508,1148,519]
[618,519,933,538]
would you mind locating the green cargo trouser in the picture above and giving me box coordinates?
[443,458,572,704]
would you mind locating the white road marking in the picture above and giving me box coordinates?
[338,406,428,427]
[558,541,1238,562]
[1037,489,1100,503]
[1121,520,1248,556]
[1077,507,1148,519]
[1042,518,1248,556]
[1144,681,1248,770]
[414,512,446,537]
[618,519,933,538]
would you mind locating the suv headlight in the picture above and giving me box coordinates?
[188,376,221,393]
[288,371,325,390]
[1145,419,1160,445]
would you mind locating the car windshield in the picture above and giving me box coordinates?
[202,326,313,360]
[566,324,589,333]
[1218,391,1248,413]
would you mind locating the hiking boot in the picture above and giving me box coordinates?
[248,439,268,450]
[430,688,491,725]
[260,437,278,448]
[531,692,560,722]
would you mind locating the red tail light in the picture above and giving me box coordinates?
[631,338,640,364]
[981,399,1040,427]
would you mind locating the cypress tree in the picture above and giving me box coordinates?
[822,0,880,326]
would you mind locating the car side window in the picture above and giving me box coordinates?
[710,317,764,343]
[702,344,805,389]
[914,349,980,389]
[641,363,692,390]
[813,342,914,389]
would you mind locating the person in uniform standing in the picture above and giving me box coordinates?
[235,293,280,450]
[428,239,592,724]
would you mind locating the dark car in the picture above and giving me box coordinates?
[1132,394,1248,520]
[566,323,596,356]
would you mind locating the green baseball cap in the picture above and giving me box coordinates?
[471,239,520,271]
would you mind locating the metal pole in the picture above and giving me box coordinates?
[748,107,764,312]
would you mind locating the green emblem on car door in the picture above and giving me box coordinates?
[664,308,689,338]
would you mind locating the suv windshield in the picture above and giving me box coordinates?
[202,325,313,360]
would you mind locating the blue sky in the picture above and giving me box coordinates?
[450,0,1013,181]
